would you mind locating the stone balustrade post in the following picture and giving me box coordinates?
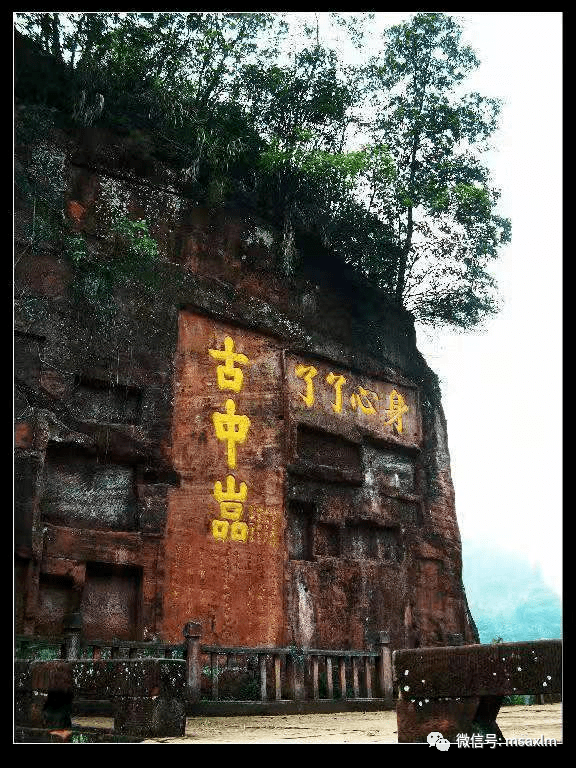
[259,654,267,702]
[288,650,305,701]
[364,656,373,699]
[274,655,282,701]
[377,631,393,706]
[183,621,202,702]
[326,657,334,699]
[63,612,83,661]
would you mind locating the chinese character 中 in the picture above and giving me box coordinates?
[326,372,347,413]
[384,389,409,433]
[209,336,250,393]
[295,364,318,407]
[212,399,251,469]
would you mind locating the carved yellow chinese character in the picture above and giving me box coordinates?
[212,399,251,468]
[213,474,248,520]
[213,474,248,502]
[350,386,378,414]
[295,364,318,407]
[230,521,248,542]
[209,336,250,392]
[216,502,242,520]
[212,519,229,540]
[326,372,347,413]
[211,519,248,542]
[384,389,409,433]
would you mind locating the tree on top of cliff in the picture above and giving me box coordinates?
[14,11,510,331]
[360,13,511,326]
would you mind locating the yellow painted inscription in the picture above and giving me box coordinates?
[295,364,318,407]
[384,389,409,434]
[248,506,280,547]
[209,335,250,392]
[213,475,248,521]
[292,360,413,438]
[212,519,249,541]
[350,386,379,415]
[326,372,347,413]
[212,399,251,469]
[208,333,256,543]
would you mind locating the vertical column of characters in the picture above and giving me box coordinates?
[209,336,251,542]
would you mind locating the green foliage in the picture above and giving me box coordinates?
[65,233,88,265]
[16,640,61,660]
[502,694,533,706]
[15,11,511,330]
[64,217,161,311]
[359,12,511,326]
[15,129,67,253]
[234,676,261,701]
[15,98,162,315]
[111,217,160,269]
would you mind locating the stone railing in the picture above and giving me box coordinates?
[183,620,393,707]
[14,656,187,742]
[392,639,562,743]
[15,616,394,718]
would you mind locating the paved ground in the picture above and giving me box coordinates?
[74,703,562,744]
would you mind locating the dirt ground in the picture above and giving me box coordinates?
[73,703,562,744]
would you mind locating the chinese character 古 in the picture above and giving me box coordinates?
[209,336,250,392]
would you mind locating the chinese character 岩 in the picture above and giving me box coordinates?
[213,474,248,520]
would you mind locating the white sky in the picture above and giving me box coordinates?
[409,12,563,598]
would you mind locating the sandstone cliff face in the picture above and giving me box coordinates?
[14,123,478,650]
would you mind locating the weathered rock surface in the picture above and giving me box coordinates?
[14,123,478,652]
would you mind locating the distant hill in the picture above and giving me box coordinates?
[462,540,562,644]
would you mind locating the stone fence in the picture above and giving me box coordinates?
[14,616,395,740]
[14,657,186,742]
[392,639,562,743]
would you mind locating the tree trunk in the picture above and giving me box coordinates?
[280,202,297,276]
[395,206,413,305]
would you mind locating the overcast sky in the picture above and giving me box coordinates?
[407,12,563,598]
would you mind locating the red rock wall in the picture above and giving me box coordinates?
[162,313,286,645]
[14,125,478,650]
